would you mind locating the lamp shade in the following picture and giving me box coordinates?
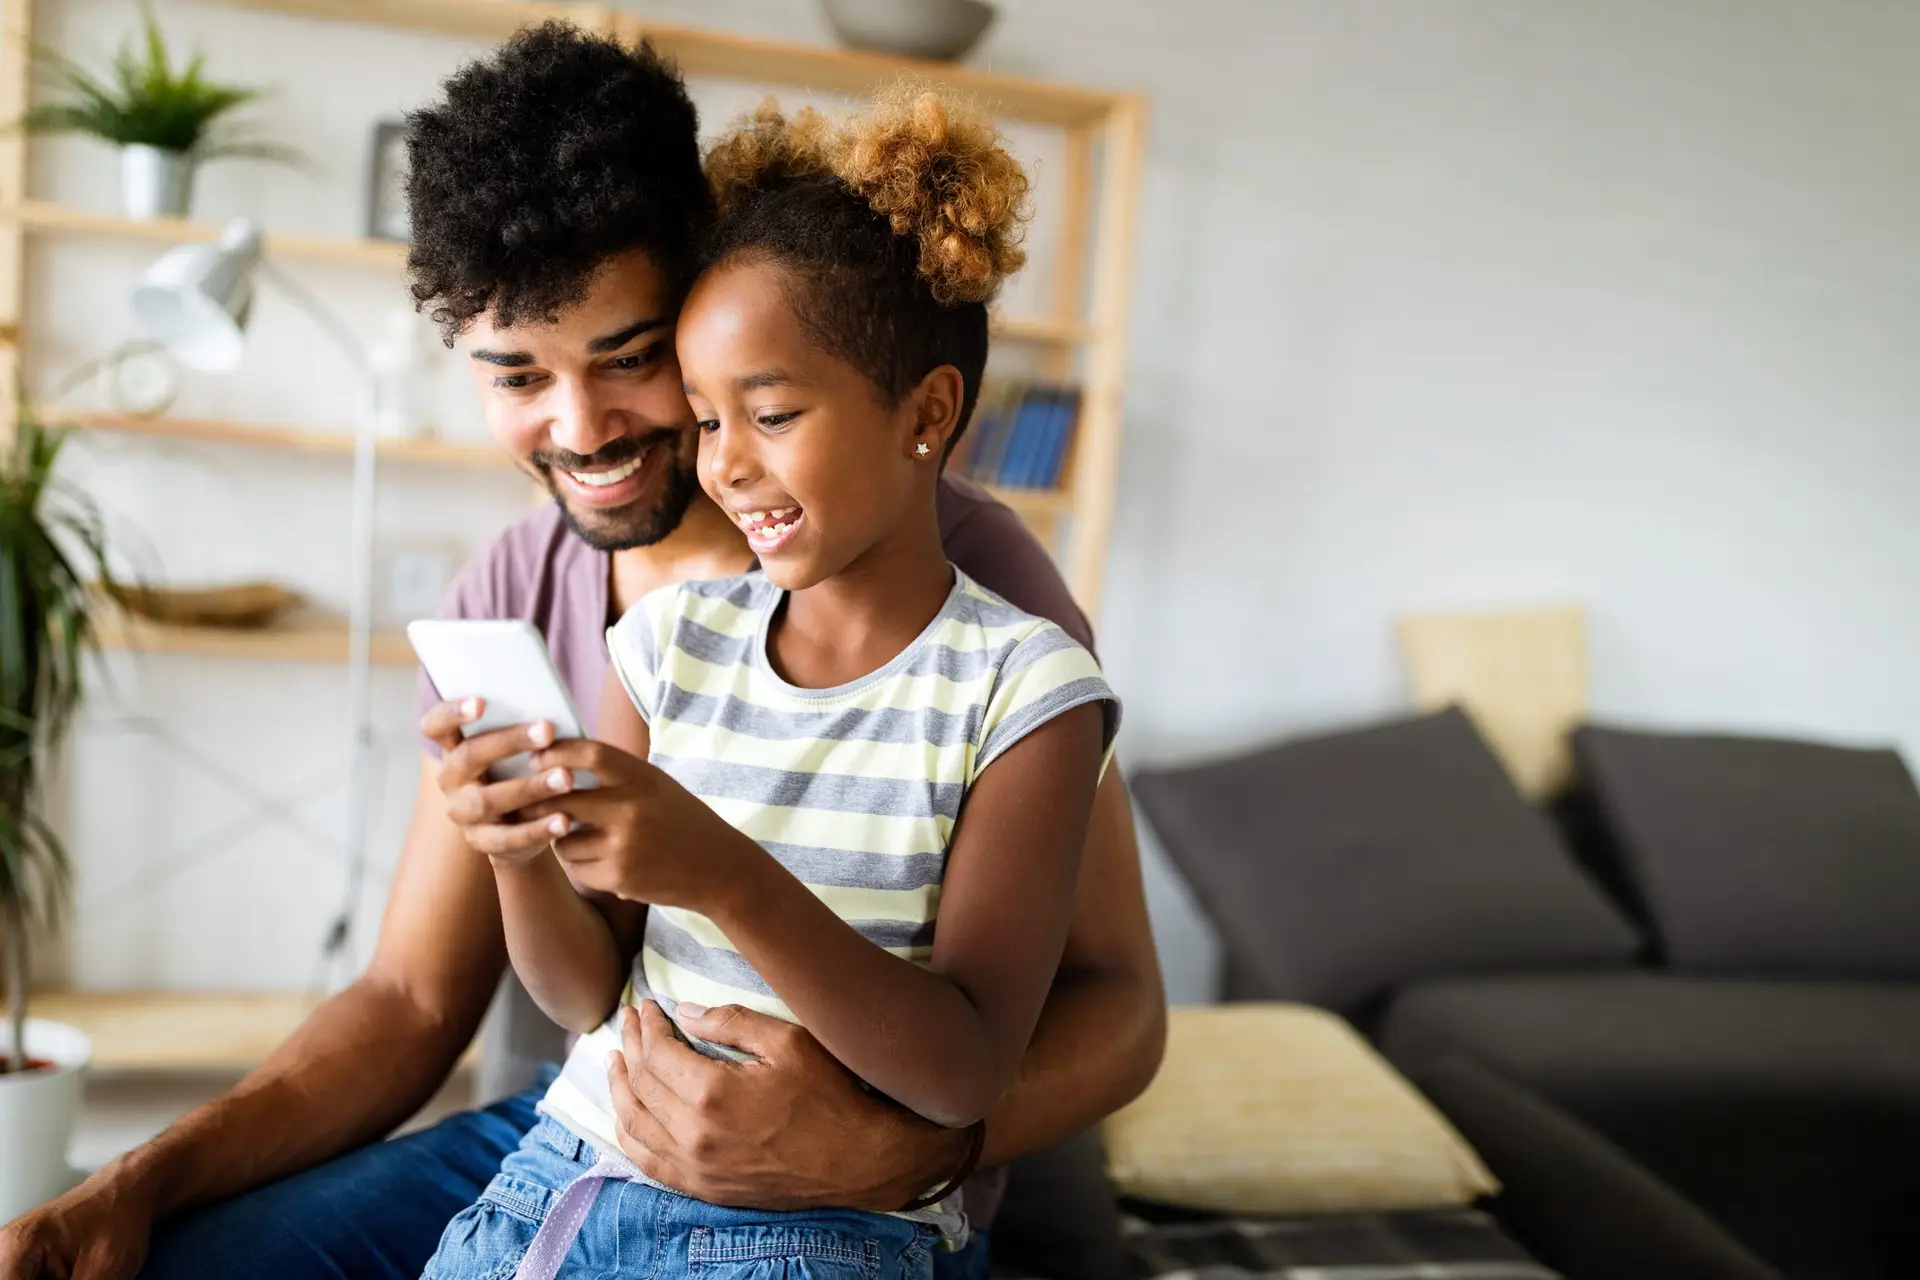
[130,218,263,372]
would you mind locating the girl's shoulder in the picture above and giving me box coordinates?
[946,570,1093,661]
[630,570,776,633]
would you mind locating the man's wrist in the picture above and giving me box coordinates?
[859,1108,974,1214]
[88,1147,168,1220]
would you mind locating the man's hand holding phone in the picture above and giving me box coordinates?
[419,698,759,910]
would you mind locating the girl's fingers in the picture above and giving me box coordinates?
[465,814,569,859]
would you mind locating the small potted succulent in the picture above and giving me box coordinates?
[18,3,300,220]
[0,397,116,1223]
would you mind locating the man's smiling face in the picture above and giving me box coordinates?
[467,248,703,551]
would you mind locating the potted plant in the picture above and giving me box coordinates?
[0,396,115,1223]
[18,2,300,220]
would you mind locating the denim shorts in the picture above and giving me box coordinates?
[421,1116,939,1280]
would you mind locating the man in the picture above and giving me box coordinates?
[0,25,1163,1280]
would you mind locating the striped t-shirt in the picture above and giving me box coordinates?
[538,568,1119,1223]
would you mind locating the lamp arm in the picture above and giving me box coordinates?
[258,258,383,984]
[256,259,380,387]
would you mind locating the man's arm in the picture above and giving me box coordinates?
[603,766,1167,1209]
[0,758,507,1280]
[974,767,1167,1165]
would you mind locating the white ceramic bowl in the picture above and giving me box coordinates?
[818,0,997,62]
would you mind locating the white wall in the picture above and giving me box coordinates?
[30,1,1920,1004]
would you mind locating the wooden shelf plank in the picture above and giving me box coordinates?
[97,612,417,667]
[7,199,405,270]
[30,990,320,1071]
[620,17,1119,128]
[194,0,1121,126]
[986,484,1073,522]
[990,315,1095,346]
[203,0,600,43]
[70,412,518,469]
[30,989,481,1071]
[5,202,1092,347]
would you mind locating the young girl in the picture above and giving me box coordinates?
[425,91,1117,1280]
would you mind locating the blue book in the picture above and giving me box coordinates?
[965,382,1020,482]
[1038,388,1081,488]
[1000,389,1054,487]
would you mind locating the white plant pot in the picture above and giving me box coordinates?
[120,144,196,221]
[0,1020,91,1224]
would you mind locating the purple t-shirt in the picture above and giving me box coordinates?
[414,475,1096,1225]
[416,473,1095,734]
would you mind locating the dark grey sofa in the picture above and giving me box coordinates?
[1135,709,1920,1280]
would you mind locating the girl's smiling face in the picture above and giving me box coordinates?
[677,256,962,592]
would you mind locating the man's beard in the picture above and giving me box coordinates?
[533,431,703,552]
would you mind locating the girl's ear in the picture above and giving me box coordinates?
[906,365,966,463]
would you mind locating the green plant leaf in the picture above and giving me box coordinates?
[13,2,289,155]
[0,392,118,1034]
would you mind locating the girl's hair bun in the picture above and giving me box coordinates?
[834,89,1030,305]
[702,88,1031,306]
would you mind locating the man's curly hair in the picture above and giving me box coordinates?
[405,23,715,340]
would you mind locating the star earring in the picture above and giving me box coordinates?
[915,442,931,457]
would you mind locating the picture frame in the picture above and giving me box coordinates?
[366,119,410,242]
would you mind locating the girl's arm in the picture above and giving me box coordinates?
[706,702,1106,1129]
[489,679,652,1034]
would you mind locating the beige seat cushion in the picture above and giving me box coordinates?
[1101,1003,1499,1215]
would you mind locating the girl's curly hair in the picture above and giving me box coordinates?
[699,90,1032,442]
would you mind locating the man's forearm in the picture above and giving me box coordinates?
[976,962,1165,1167]
[93,976,478,1221]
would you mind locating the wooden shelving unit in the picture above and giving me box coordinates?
[1,1,1143,1068]
[1,0,1142,616]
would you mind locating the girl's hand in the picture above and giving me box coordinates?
[516,739,768,912]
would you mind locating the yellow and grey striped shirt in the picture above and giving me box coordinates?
[539,568,1118,1224]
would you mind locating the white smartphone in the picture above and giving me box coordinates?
[408,618,598,787]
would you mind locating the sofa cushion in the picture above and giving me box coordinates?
[1378,973,1920,1276]
[1574,725,1920,974]
[1101,1004,1498,1215]
[1133,708,1640,1013]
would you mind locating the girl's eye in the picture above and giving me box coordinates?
[696,418,720,433]
[756,411,799,429]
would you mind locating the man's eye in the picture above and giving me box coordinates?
[696,418,720,433]
[493,374,536,390]
[610,347,659,372]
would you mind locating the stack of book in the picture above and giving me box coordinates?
[955,381,1081,490]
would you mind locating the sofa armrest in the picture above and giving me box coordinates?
[1413,1056,1782,1280]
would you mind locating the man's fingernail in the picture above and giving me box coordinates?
[528,720,555,746]
[676,1002,709,1019]
[548,768,570,792]
[461,698,480,719]
[549,815,568,835]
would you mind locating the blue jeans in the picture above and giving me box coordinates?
[423,1116,936,1279]
[139,1072,989,1280]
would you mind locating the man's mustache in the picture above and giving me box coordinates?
[530,427,681,474]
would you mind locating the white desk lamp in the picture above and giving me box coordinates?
[132,218,383,984]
